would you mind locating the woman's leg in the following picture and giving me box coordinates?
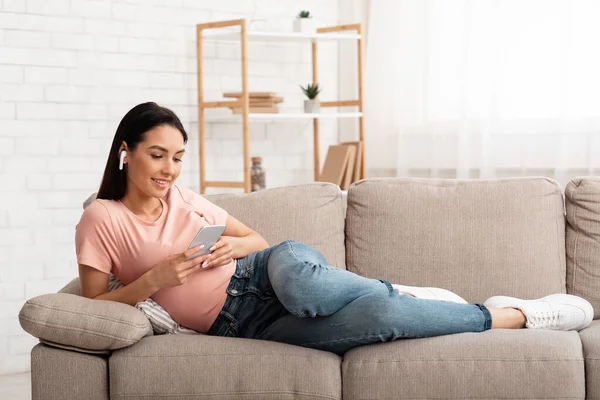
[261,240,496,354]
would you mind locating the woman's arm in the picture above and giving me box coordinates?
[79,264,158,306]
[79,245,208,305]
[221,214,269,259]
[200,214,269,269]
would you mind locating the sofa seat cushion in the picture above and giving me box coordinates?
[109,335,342,400]
[342,329,584,400]
[19,293,153,352]
[346,177,566,303]
[578,320,600,399]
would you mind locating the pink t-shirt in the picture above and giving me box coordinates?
[75,185,235,333]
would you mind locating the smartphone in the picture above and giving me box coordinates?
[186,224,227,261]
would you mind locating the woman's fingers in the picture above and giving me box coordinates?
[202,251,232,268]
[181,253,210,271]
[208,237,224,252]
[181,245,204,261]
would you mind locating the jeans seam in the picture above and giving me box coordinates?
[285,240,301,262]
[300,332,414,347]
[379,279,394,294]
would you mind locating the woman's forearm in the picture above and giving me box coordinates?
[93,271,159,306]
[224,232,269,259]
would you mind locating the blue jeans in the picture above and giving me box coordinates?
[206,240,492,355]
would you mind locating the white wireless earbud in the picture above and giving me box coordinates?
[119,150,126,170]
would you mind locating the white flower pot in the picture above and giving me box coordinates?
[304,99,320,113]
[293,18,314,33]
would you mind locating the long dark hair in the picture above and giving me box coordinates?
[97,102,188,200]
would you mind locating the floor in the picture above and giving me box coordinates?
[0,372,31,400]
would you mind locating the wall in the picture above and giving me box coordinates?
[0,0,344,374]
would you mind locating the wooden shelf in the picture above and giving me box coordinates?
[204,112,363,122]
[196,19,365,193]
[203,30,361,42]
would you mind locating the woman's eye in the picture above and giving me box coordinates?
[174,158,183,163]
[151,154,162,159]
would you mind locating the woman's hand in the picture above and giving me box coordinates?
[148,245,210,290]
[201,237,234,270]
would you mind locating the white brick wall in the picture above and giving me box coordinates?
[0,0,347,374]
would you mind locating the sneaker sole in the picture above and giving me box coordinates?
[393,284,468,304]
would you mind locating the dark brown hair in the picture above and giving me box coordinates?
[97,102,188,200]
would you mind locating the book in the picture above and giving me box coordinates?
[231,106,279,114]
[223,92,277,99]
[318,145,353,187]
[339,141,363,183]
[340,144,357,190]
[247,100,281,107]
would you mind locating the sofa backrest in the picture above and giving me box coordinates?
[205,182,347,269]
[566,177,600,319]
[345,177,566,303]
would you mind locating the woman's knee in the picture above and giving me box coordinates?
[278,240,327,265]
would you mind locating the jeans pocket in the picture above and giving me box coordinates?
[233,258,251,279]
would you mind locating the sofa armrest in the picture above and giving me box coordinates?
[19,293,152,353]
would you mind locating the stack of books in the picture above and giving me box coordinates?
[318,142,364,190]
[223,92,283,114]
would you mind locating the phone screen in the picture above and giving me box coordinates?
[186,224,227,261]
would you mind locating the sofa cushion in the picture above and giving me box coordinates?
[342,329,584,400]
[345,177,566,303]
[205,182,346,268]
[565,177,600,319]
[578,320,600,399]
[109,335,342,399]
[19,293,152,351]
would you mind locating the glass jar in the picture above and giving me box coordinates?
[250,156,266,192]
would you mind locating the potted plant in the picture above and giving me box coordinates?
[293,10,313,33]
[300,83,321,113]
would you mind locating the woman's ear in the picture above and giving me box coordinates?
[119,141,129,154]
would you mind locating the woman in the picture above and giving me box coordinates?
[77,102,594,356]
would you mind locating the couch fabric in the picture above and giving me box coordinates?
[566,177,600,319]
[342,329,584,399]
[109,335,342,399]
[19,293,153,351]
[345,177,566,304]
[24,177,600,400]
[31,343,109,400]
[204,182,347,269]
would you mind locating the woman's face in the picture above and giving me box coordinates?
[123,124,185,199]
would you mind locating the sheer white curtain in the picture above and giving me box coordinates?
[364,0,600,186]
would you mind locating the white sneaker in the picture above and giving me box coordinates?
[392,284,468,304]
[484,294,594,331]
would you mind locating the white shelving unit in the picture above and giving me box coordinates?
[204,112,363,122]
[196,19,365,193]
[203,30,361,42]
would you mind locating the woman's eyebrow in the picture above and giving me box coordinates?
[148,145,185,154]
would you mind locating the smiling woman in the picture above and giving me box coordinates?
[75,102,593,357]
[97,102,188,202]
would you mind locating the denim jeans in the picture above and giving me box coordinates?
[206,240,493,355]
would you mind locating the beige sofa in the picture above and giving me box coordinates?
[19,177,600,399]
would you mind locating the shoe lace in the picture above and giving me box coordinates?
[527,309,560,329]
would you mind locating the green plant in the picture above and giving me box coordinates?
[296,10,311,18]
[300,83,321,100]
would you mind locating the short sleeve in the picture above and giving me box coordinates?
[175,186,228,225]
[75,201,120,274]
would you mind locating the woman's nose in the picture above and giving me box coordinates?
[163,160,176,175]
